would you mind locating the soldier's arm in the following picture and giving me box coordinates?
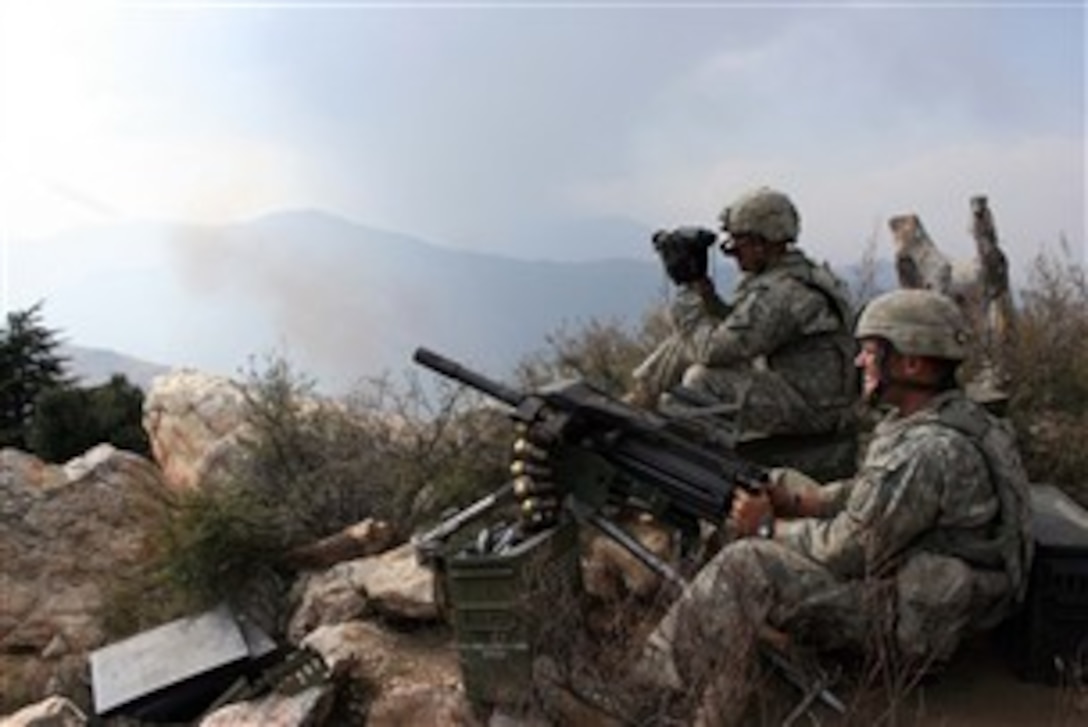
[668,279,730,336]
[772,450,944,578]
[767,468,850,518]
[690,277,732,318]
[694,281,804,366]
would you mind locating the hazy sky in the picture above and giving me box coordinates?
[1,1,1084,280]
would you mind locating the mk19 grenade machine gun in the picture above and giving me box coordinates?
[410,347,846,718]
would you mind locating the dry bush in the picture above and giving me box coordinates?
[342,369,511,526]
[849,223,889,310]
[1003,243,1088,505]
[514,309,669,396]
[124,355,509,635]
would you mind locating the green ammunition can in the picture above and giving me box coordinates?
[442,519,583,712]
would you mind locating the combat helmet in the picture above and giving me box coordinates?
[718,187,800,244]
[855,288,971,361]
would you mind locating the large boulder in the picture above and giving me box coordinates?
[0,445,171,713]
[288,543,439,641]
[142,369,250,492]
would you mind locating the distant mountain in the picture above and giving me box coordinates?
[60,344,171,391]
[508,215,660,262]
[13,210,892,392]
[12,212,682,390]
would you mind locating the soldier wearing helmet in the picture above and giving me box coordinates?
[628,288,1032,724]
[854,287,972,409]
[631,187,857,453]
[718,185,801,265]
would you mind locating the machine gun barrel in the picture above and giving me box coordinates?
[412,346,769,528]
[414,347,523,408]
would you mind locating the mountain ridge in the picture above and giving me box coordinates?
[59,343,171,391]
[14,210,892,392]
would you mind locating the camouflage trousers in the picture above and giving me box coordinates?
[633,540,991,723]
[679,364,847,438]
[632,337,842,438]
[636,540,870,693]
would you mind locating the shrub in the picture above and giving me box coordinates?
[1004,243,1088,505]
[28,374,150,462]
[143,355,510,631]
[514,309,669,396]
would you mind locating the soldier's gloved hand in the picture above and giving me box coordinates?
[509,420,564,531]
[652,227,717,285]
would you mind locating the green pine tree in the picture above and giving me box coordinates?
[0,302,71,450]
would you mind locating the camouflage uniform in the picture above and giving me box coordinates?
[637,389,1033,714]
[633,249,857,438]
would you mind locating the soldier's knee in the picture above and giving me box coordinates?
[709,539,783,580]
[726,538,786,561]
[896,553,975,662]
[681,363,710,390]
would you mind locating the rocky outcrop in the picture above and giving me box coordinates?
[142,370,251,492]
[0,444,171,714]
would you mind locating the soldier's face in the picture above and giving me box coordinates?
[856,339,886,402]
[725,235,765,273]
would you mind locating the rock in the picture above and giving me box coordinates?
[40,634,69,660]
[350,543,438,621]
[0,695,87,726]
[142,369,250,491]
[197,684,335,727]
[285,532,438,645]
[487,710,552,727]
[287,568,370,644]
[0,448,67,491]
[0,444,169,708]
[301,622,400,682]
[311,543,437,622]
[366,683,479,727]
[300,621,464,716]
[583,514,674,601]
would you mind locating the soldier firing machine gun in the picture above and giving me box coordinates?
[410,346,845,719]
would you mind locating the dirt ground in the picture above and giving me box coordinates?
[804,637,1087,727]
[904,642,1084,727]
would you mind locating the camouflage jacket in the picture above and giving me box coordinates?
[778,390,1033,621]
[670,249,857,412]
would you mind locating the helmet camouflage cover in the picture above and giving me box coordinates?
[719,187,800,244]
[855,288,971,361]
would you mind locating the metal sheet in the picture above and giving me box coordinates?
[237,613,278,662]
[1031,484,1088,550]
[90,603,250,716]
